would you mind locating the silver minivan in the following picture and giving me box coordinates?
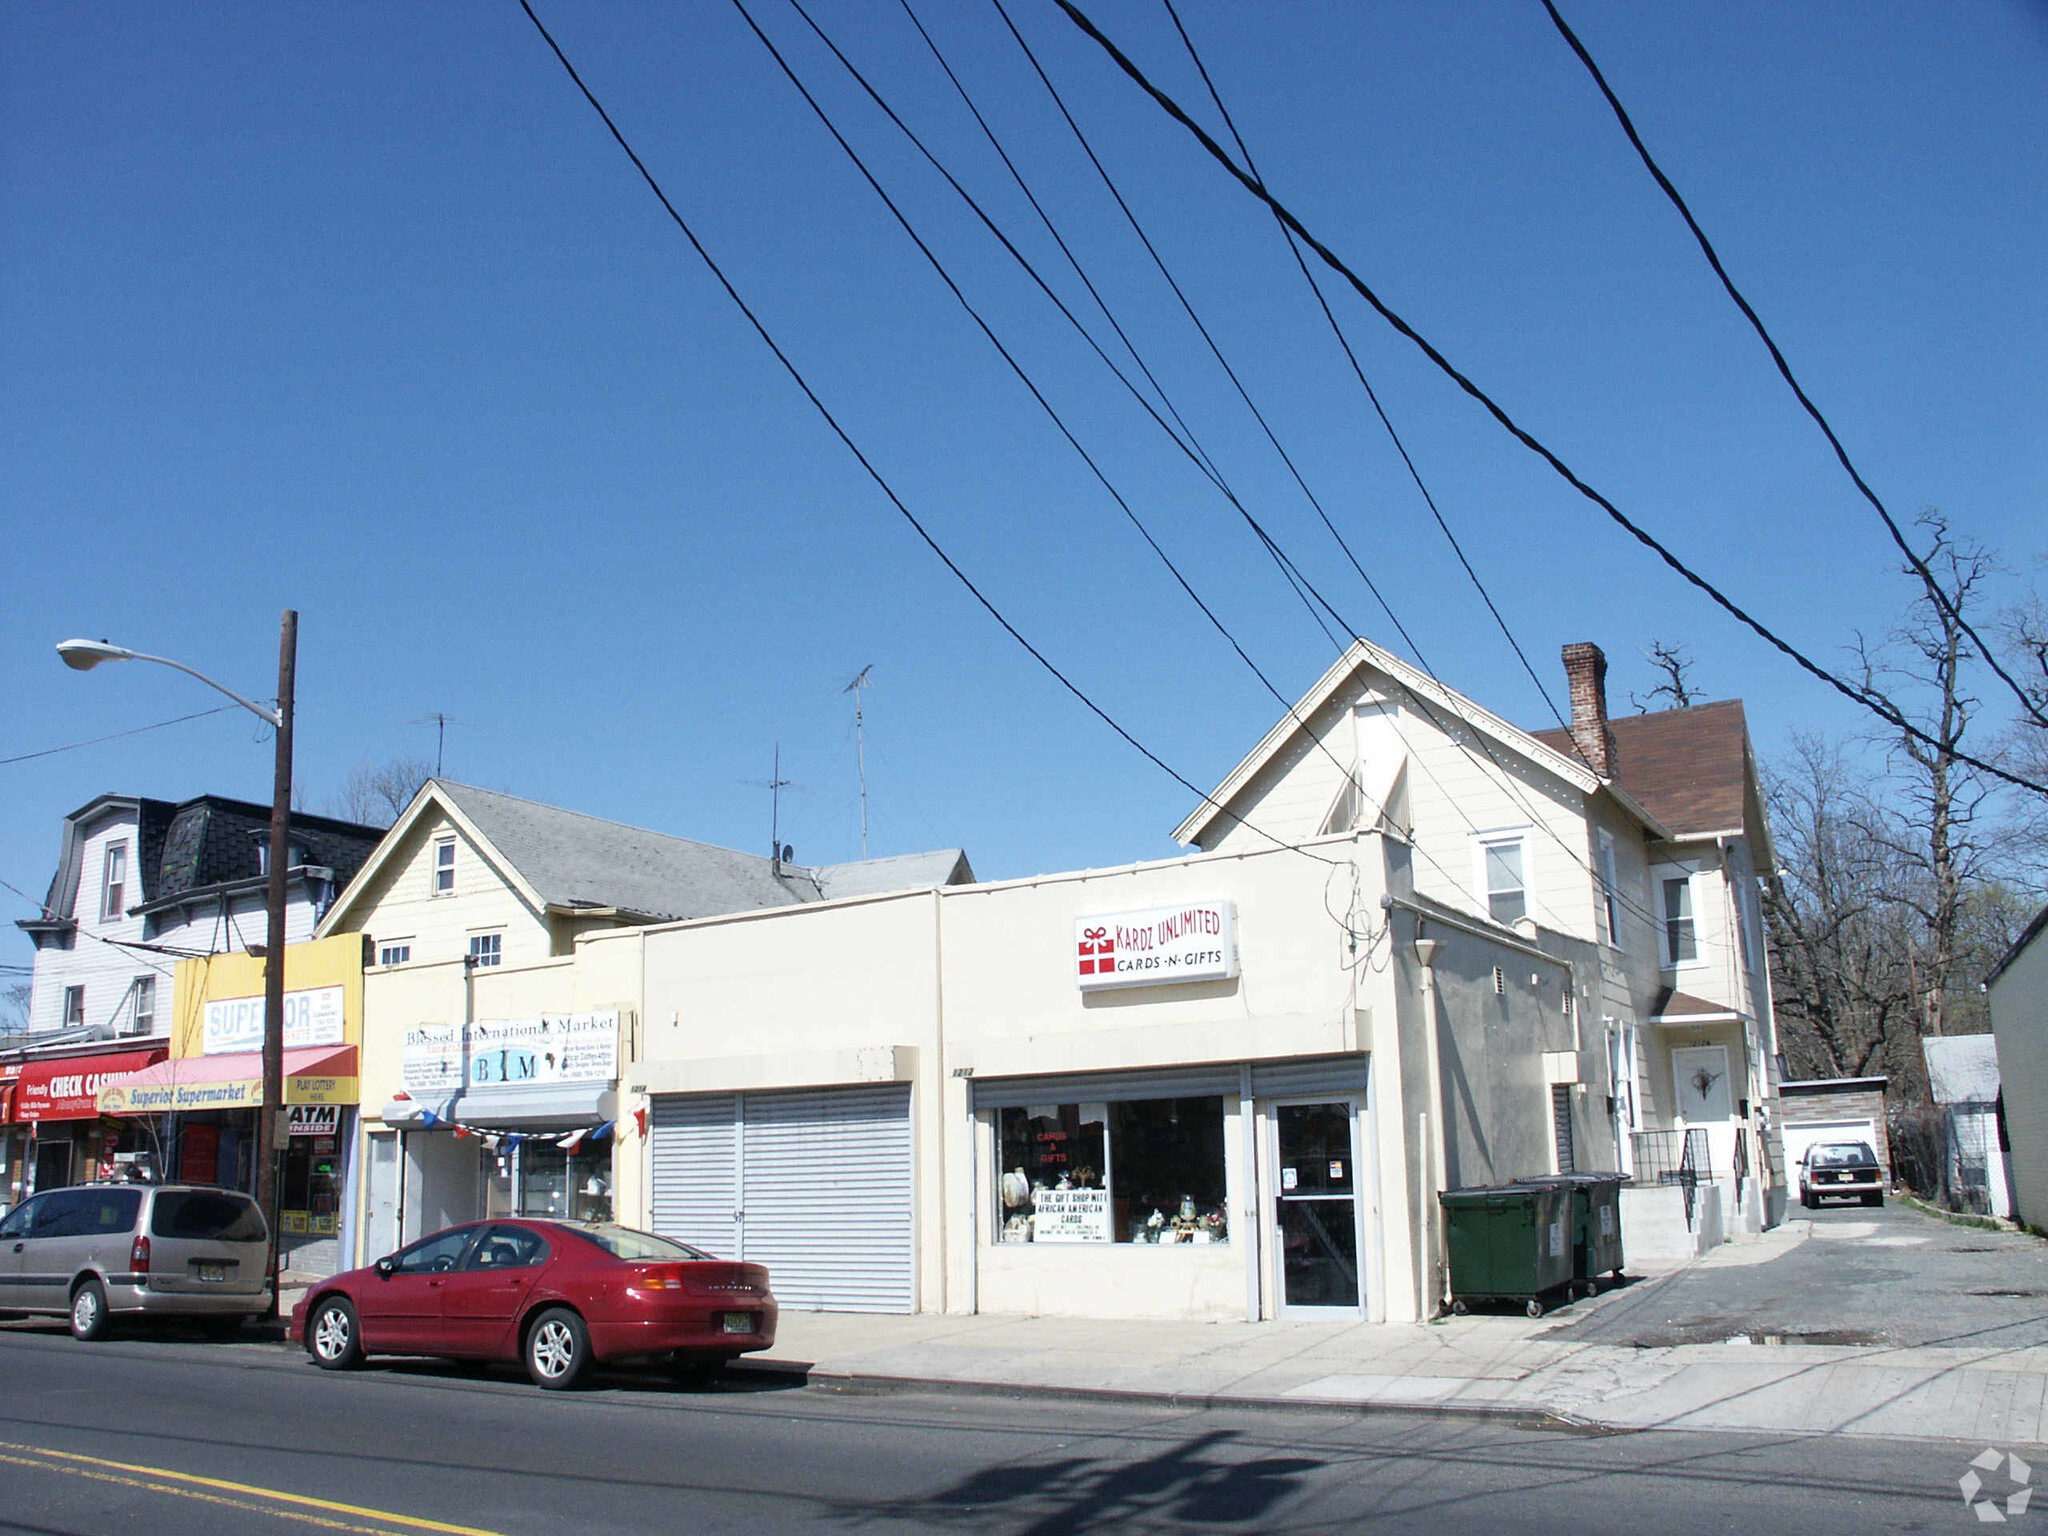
[0,1183,271,1339]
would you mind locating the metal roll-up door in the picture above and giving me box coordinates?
[971,1064,1240,1111]
[1248,1054,1369,1099]
[742,1084,913,1313]
[651,1093,739,1258]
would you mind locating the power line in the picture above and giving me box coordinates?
[1155,0,1579,752]
[1052,0,2048,802]
[514,0,1343,869]
[0,704,240,768]
[1536,0,2048,738]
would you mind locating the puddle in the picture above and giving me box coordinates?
[1722,1329,1881,1347]
[1968,1289,2043,1298]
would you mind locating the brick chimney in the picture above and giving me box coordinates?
[1562,642,1617,777]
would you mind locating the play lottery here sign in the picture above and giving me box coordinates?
[1075,901,1237,991]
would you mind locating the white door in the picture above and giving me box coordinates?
[364,1131,400,1265]
[1267,1098,1367,1319]
[1672,1046,1732,1122]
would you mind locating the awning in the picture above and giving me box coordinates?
[98,1044,358,1115]
[381,1082,615,1131]
[13,1047,167,1122]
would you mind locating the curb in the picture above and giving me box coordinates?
[728,1356,1593,1428]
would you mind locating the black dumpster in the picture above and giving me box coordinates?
[1516,1173,1626,1296]
[1439,1183,1573,1317]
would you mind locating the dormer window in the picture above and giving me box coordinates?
[101,842,128,922]
[434,838,456,895]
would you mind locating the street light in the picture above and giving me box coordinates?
[57,614,297,1316]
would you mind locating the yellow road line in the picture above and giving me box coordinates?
[0,1441,506,1536]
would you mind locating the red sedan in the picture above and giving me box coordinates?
[290,1220,777,1389]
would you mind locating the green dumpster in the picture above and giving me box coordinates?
[1439,1183,1573,1317]
[1516,1173,1626,1295]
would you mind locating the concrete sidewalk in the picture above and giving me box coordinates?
[743,1226,2048,1445]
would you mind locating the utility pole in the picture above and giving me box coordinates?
[258,610,296,1317]
[844,665,873,860]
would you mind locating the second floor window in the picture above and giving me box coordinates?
[468,932,502,968]
[379,940,412,967]
[1482,837,1526,925]
[132,975,155,1034]
[102,842,128,922]
[434,839,456,894]
[1662,874,1698,966]
[63,985,85,1028]
[1598,832,1622,948]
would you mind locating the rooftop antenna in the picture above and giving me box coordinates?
[744,745,795,874]
[404,713,455,777]
[844,665,873,860]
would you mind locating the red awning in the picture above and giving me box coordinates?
[12,1047,167,1122]
[101,1045,358,1114]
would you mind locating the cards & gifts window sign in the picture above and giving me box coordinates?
[1074,901,1238,991]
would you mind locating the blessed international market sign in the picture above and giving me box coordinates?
[400,1013,620,1096]
[1075,900,1237,990]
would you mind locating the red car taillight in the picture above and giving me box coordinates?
[631,1263,689,1291]
[130,1235,151,1274]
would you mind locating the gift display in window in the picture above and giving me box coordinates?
[996,1095,1227,1244]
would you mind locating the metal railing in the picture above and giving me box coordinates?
[1627,1128,1714,1187]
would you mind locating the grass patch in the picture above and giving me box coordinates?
[1897,1191,2016,1234]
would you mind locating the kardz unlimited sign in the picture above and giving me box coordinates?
[1075,901,1237,990]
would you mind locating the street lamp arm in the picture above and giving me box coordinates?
[54,640,281,728]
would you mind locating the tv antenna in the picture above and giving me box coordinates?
[844,665,873,859]
[743,744,797,874]
[404,713,456,777]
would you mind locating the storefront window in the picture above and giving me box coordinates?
[516,1144,613,1223]
[996,1096,1226,1244]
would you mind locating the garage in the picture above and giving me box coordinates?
[1779,1073,1891,1190]
[650,1083,913,1313]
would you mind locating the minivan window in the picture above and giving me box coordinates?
[80,1188,142,1235]
[32,1190,98,1237]
[151,1190,267,1242]
[0,1198,39,1239]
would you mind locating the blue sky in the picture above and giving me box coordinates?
[4,1,2044,965]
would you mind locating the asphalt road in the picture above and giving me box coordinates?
[0,1320,2013,1536]
[1551,1199,2048,1349]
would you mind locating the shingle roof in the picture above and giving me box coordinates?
[1924,1034,2002,1106]
[438,782,822,922]
[1533,699,1751,839]
[815,850,974,900]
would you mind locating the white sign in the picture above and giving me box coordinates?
[1075,901,1237,990]
[203,985,346,1055]
[1031,1188,1111,1243]
[400,1013,620,1096]
[287,1103,342,1137]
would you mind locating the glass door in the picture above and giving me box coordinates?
[1272,1100,1363,1315]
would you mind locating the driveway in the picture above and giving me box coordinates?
[1549,1199,2048,1349]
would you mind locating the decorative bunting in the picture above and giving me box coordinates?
[406,1114,615,1149]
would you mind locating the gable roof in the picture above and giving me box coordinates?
[1923,1033,2002,1106]
[1173,639,1669,846]
[319,780,974,934]
[1533,700,1755,843]
[815,849,974,900]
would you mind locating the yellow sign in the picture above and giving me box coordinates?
[98,1074,359,1114]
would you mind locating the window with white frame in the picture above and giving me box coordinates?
[378,939,412,967]
[1477,833,1527,925]
[1660,869,1699,967]
[433,838,456,895]
[1598,831,1622,948]
[63,985,84,1028]
[467,932,502,968]
[132,975,155,1035]
[101,841,128,922]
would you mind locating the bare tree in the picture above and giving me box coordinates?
[1,980,31,1042]
[325,754,434,828]
[1632,640,1699,712]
